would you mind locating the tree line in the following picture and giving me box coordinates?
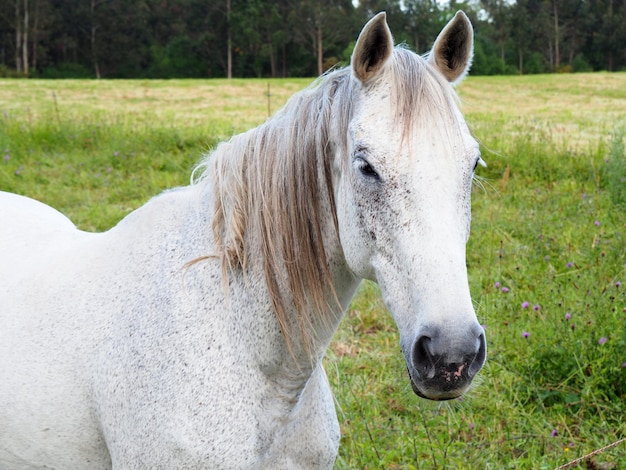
[1,0,625,79]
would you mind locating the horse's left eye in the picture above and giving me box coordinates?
[355,157,379,180]
[473,156,486,171]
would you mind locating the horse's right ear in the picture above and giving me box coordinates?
[352,12,394,83]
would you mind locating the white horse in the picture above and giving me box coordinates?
[0,12,485,469]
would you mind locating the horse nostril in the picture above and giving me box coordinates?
[468,332,487,377]
[412,336,437,380]
[412,329,486,383]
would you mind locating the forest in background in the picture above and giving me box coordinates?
[1,0,625,79]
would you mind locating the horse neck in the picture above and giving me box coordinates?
[210,73,358,368]
[242,148,360,373]
[204,79,360,376]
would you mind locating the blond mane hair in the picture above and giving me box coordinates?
[194,48,462,352]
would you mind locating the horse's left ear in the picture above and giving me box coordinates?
[428,11,474,84]
[352,12,394,83]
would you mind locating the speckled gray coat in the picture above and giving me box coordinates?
[0,12,485,469]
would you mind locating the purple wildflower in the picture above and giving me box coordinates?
[566,262,574,268]
[594,220,600,227]
[501,287,509,293]
[551,429,558,437]
[533,305,540,311]
[3,154,8,162]
[494,282,501,288]
[521,301,529,309]
[522,331,530,338]
[598,337,608,345]
[621,362,626,368]
[565,313,571,320]
[616,281,622,288]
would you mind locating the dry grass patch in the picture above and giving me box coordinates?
[459,72,626,148]
[0,78,311,137]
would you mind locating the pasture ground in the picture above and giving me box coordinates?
[1,73,625,469]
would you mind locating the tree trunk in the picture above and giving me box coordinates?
[226,0,232,79]
[91,0,101,78]
[268,33,276,78]
[91,25,100,78]
[15,0,22,72]
[22,0,29,76]
[32,0,39,71]
[316,21,322,76]
[547,38,553,70]
[553,0,560,69]
[606,0,614,71]
[282,43,287,78]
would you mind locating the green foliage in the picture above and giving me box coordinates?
[471,37,503,76]
[525,52,550,74]
[149,37,207,78]
[471,32,521,76]
[1,77,625,468]
[572,54,593,73]
[40,63,94,79]
[2,0,626,78]
[0,65,24,78]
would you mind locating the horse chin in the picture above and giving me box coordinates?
[407,368,466,402]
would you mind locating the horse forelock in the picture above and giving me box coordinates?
[194,46,464,354]
[390,47,466,149]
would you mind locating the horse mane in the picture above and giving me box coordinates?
[193,47,462,353]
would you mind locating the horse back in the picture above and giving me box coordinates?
[0,191,90,279]
[0,191,76,231]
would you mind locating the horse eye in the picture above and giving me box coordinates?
[355,157,379,180]
[473,156,486,171]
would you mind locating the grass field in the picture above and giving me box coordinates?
[1,73,625,469]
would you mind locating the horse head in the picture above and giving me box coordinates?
[334,11,486,400]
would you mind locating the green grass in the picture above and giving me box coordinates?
[1,74,625,469]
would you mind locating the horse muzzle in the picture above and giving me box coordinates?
[406,326,486,401]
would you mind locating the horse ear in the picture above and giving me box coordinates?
[352,12,394,83]
[428,11,474,84]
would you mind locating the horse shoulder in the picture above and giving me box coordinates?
[91,187,340,468]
